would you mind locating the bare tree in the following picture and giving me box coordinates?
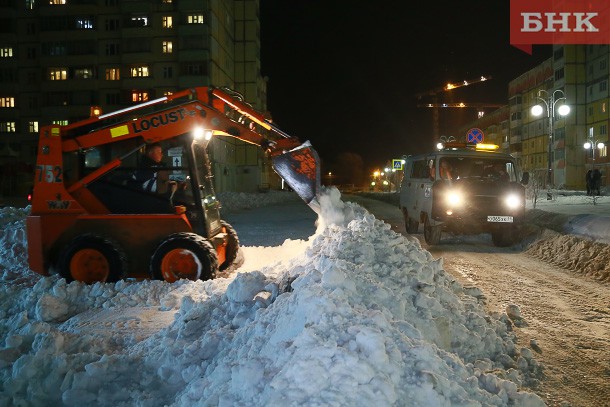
[525,168,548,209]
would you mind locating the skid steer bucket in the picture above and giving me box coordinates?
[272,141,321,209]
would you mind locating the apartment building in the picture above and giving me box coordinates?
[0,0,277,197]
[460,45,609,191]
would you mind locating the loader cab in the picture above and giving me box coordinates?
[83,135,222,238]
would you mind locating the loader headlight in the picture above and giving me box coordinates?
[504,193,522,209]
[193,127,204,139]
[193,127,213,140]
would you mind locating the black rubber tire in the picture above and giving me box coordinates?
[219,220,239,271]
[402,207,419,234]
[55,234,127,284]
[150,232,218,282]
[407,217,419,234]
[423,215,442,245]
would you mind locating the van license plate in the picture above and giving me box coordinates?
[487,216,513,223]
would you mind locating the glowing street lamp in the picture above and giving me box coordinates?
[530,89,570,191]
[583,129,605,165]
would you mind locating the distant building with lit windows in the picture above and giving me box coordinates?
[461,45,609,191]
[0,0,277,196]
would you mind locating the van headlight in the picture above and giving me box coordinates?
[445,191,463,207]
[504,193,522,209]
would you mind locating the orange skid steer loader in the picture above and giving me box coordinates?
[27,87,321,284]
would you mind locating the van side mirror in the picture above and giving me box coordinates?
[521,171,529,185]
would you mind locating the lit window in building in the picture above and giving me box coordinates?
[162,41,173,53]
[0,48,13,57]
[49,68,68,80]
[162,0,172,3]
[1,97,15,107]
[163,16,173,28]
[132,91,149,102]
[131,16,148,27]
[26,0,35,9]
[76,18,94,29]
[75,68,94,79]
[50,0,67,4]
[53,120,69,125]
[163,91,173,97]
[188,15,204,24]
[0,122,16,132]
[603,102,607,113]
[29,121,39,133]
[105,68,120,80]
[130,66,149,77]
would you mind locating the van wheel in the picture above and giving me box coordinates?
[55,234,126,284]
[408,218,419,234]
[402,208,419,234]
[424,215,442,245]
[150,233,218,282]
[492,226,518,247]
[219,221,240,271]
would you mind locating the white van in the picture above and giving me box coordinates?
[399,143,529,246]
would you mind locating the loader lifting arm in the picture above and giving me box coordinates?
[54,86,321,207]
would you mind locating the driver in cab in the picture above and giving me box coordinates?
[439,160,453,180]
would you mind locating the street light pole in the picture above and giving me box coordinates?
[531,89,570,195]
[583,131,605,167]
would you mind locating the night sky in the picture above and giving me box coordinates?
[259,1,551,180]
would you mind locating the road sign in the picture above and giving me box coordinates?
[392,159,404,170]
[467,128,484,143]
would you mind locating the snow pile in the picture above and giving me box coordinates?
[0,189,545,406]
[0,206,32,281]
[526,229,610,283]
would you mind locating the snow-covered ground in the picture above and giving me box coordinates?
[0,189,607,406]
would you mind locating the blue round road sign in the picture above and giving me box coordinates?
[467,128,484,143]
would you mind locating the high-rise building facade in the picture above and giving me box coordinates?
[461,45,609,191]
[0,0,275,197]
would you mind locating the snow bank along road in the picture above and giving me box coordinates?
[345,194,610,407]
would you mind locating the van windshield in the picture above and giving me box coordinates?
[439,157,517,182]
